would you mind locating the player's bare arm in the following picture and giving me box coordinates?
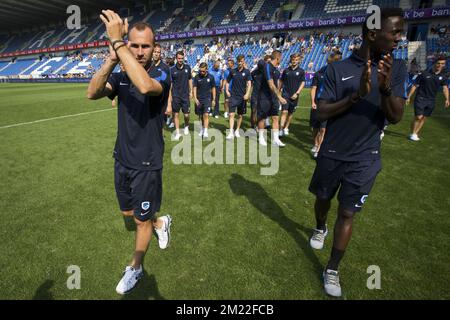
[212,86,216,108]
[244,80,252,101]
[311,86,317,109]
[443,86,449,109]
[378,53,405,124]
[406,85,417,105]
[292,81,305,100]
[268,79,287,105]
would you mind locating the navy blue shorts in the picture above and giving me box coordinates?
[414,97,435,117]
[114,160,162,222]
[281,97,298,113]
[308,156,382,212]
[172,96,190,114]
[195,100,211,115]
[250,95,258,110]
[229,98,247,115]
[310,108,327,129]
[257,99,279,120]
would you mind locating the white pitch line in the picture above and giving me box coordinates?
[0,108,115,130]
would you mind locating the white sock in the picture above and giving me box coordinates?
[176,129,180,135]
[272,129,280,141]
[259,130,265,141]
[204,128,208,134]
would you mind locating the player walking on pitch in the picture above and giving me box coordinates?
[407,56,449,141]
[87,11,172,294]
[308,8,408,297]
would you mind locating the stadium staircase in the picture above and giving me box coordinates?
[408,41,427,70]
[291,2,305,21]
[399,0,412,10]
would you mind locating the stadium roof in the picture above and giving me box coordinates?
[0,0,136,33]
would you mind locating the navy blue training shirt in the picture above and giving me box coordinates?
[281,66,305,97]
[107,63,171,171]
[226,67,251,99]
[317,52,408,161]
[251,66,263,99]
[414,69,447,101]
[311,65,327,104]
[193,73,215,101]
[260,60,280,104]
[171,63,192,100]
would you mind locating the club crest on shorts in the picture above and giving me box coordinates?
[141,201,150,211]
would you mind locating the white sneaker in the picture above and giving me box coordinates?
[155,215,172,250]
[173,133,181,141]
[169,122,175,128]
[203,130,209,138]
[199,128,204,137]
[311,146,318,157]
[214,115,219,119]
[209,113,213,116]
[166,118,171,125]
[116,265,143,295]
[380,130,385,140]
[272,139,286,147]
[184,126,189,135]
[310,227,328,250]
[278,130,284,137]
[226,132,234,140]
[224,112,229,119]
[313,151,318,159]
[284,128,289,136]
[409,133,420,141]
[235,130,241,138]
[323,269,342,297]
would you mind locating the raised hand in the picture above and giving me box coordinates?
[377,53,393,91]
[358,60,372,97]
[99,10,128,42]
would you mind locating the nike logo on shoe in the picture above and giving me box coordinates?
[342,76,355,81]
[120,82,129,86]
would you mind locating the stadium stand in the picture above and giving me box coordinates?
[0,0,448,82]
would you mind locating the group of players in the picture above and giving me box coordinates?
[89,7,448,298]
[163,48,339,154]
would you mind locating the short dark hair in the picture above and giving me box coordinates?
[129,21,155,38]
[362,7,403,38]
[154,43,161,49]
[176,50,185,57]
[237,54,245,62]
[290,53,301,61]
[199,62,208,69]
[435,55,446,63]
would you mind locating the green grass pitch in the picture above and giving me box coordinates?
[0,83,449,300]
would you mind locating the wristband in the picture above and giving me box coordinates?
[114,43,126,52]
[110,39,125,50]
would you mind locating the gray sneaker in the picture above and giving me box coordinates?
[310,227,328,250]
[323,269,342,297]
